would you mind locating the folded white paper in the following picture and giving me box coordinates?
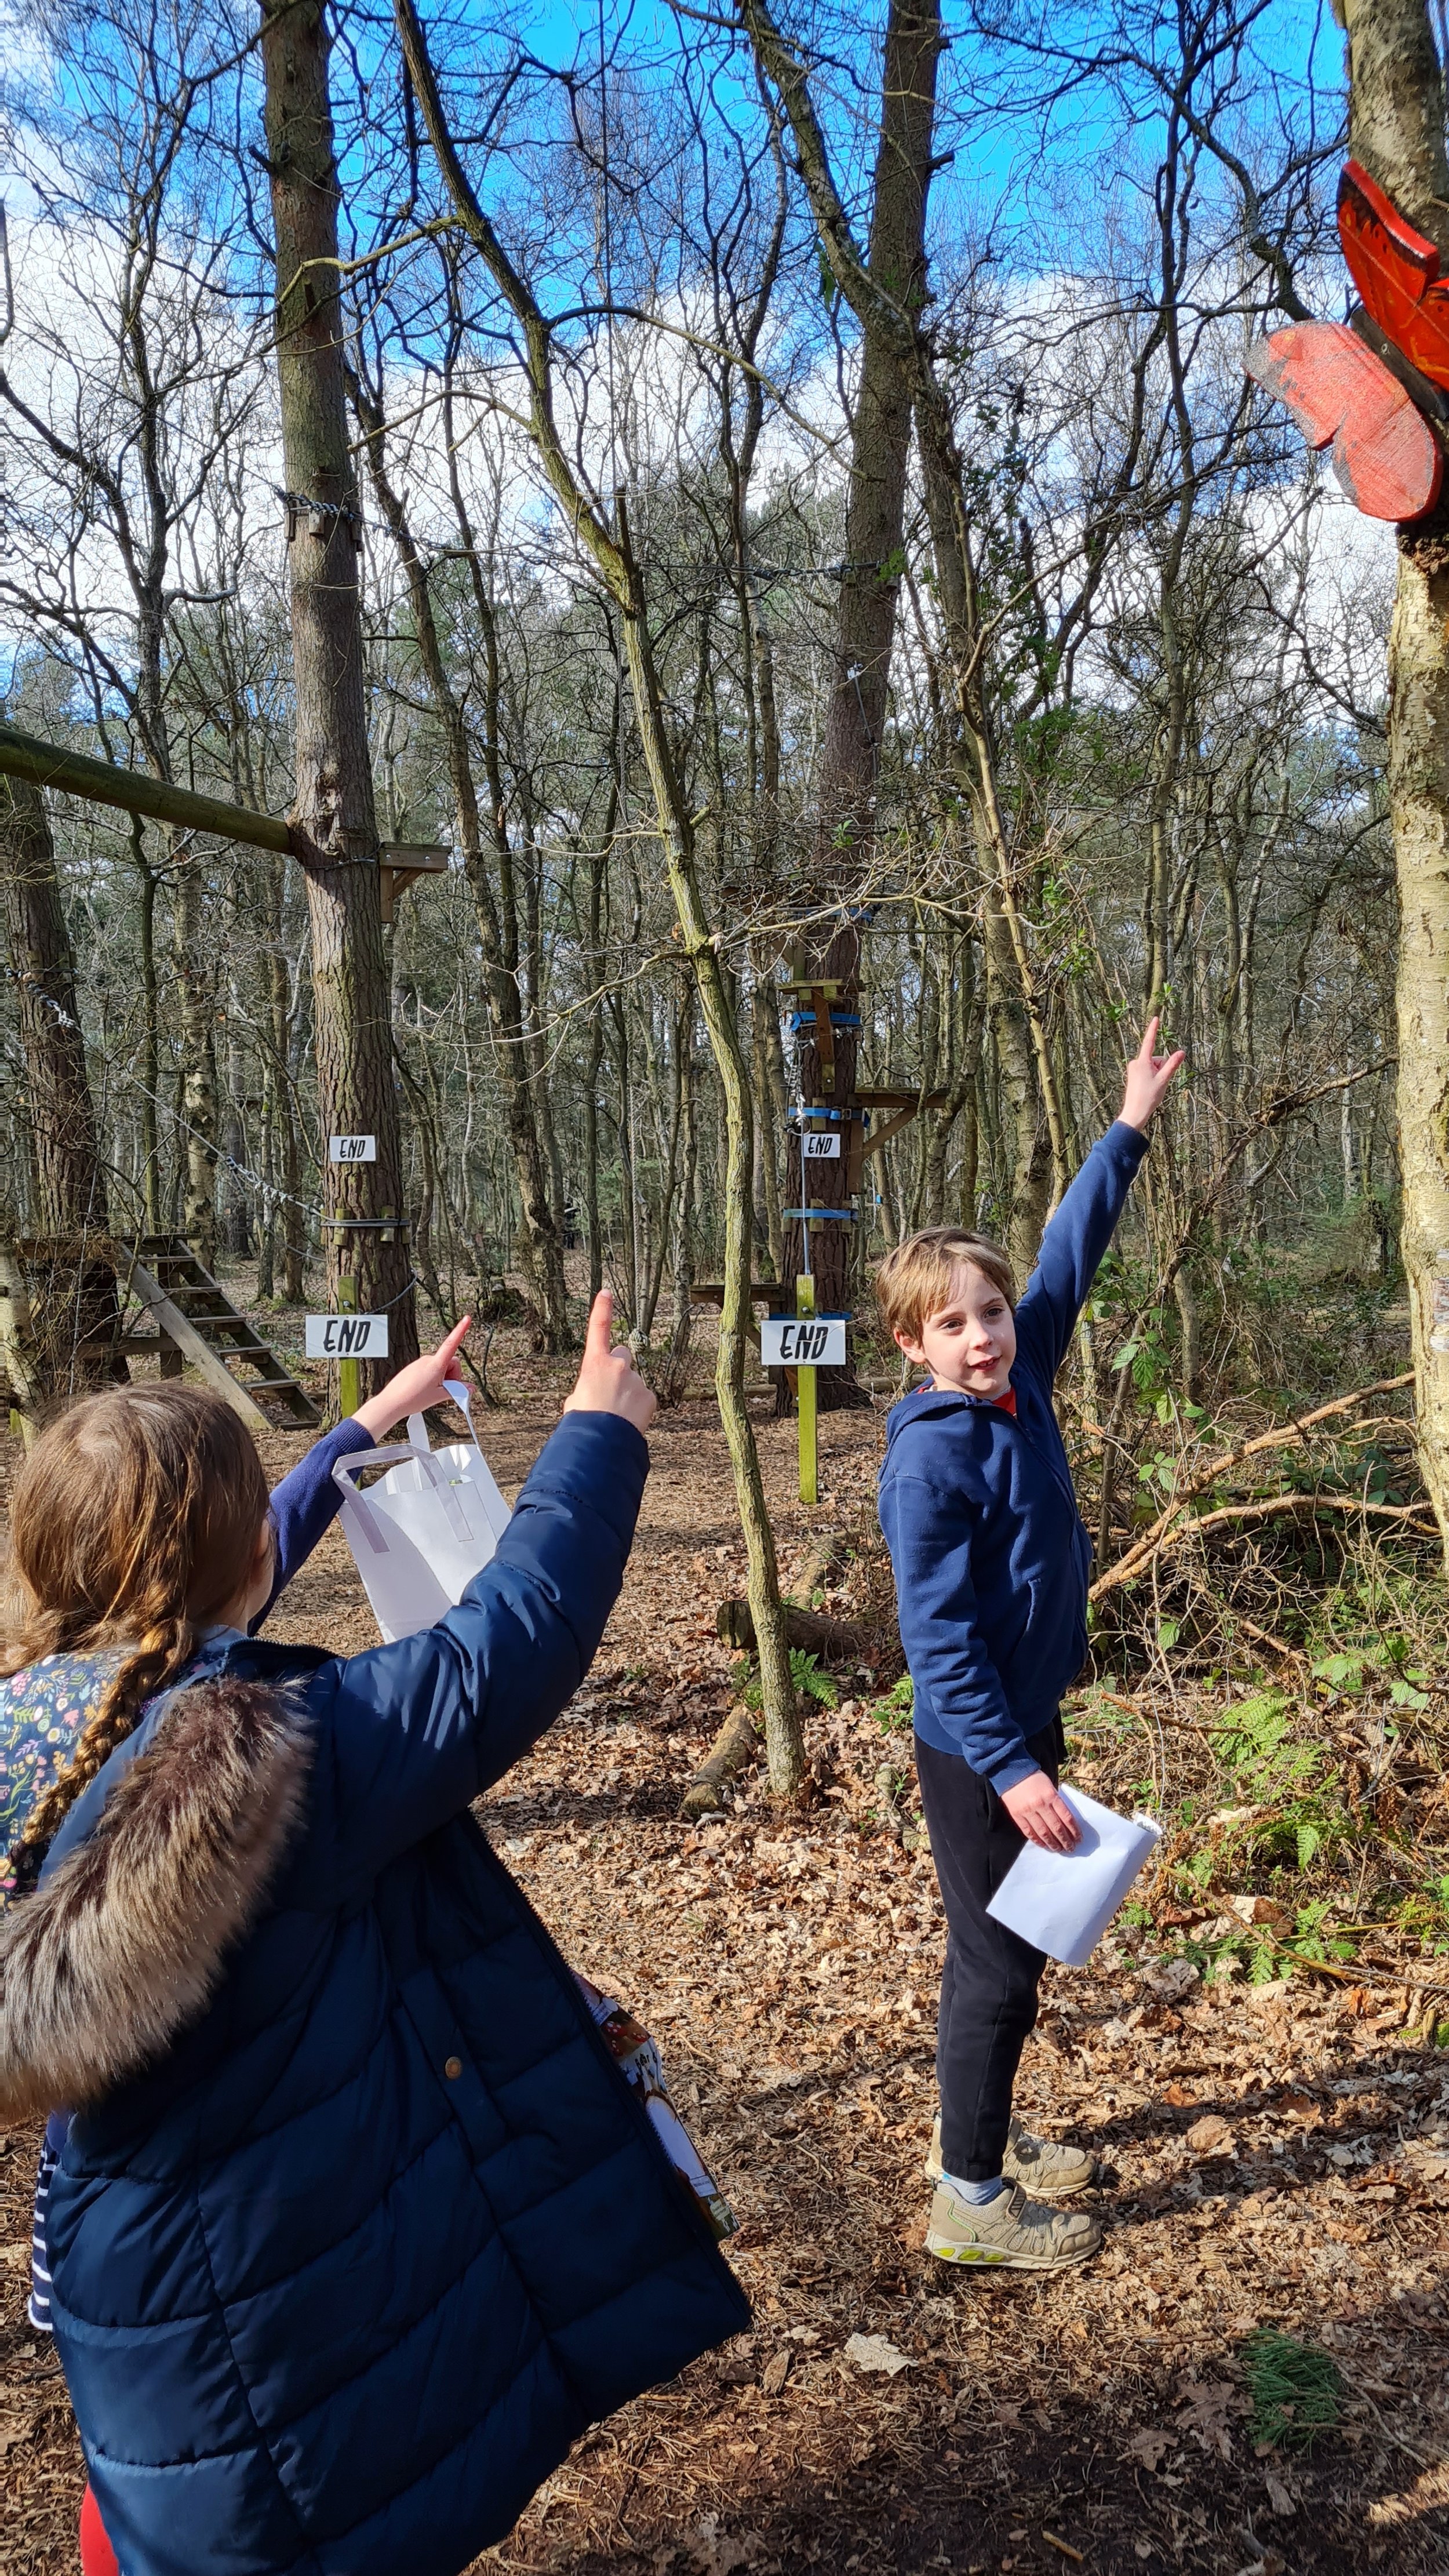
[985,1787,1161,1967]
[331,1377,512,1643]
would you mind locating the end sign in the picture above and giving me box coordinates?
[305,1314,389,1358]
[760,1315,846,1369]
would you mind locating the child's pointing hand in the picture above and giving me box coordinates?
[563,1290,657,1433]
[1120,1014,1185,1132]
[354,1315,474,1440]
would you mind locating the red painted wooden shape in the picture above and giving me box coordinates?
[1244,320,1441,521]
[1339,158,1449,392]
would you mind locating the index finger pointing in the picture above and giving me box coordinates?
[584,1289,614,1360]
[439,1315,472,1363]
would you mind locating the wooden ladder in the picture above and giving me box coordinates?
[116,1237,321,1432]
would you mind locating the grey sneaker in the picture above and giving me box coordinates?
[926,2177,1102,2272]
[924,2113,1099,2196]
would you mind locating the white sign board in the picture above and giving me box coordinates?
[305,1313,390,1359]
[329,1133,377,1163]
[760,1315,846,1369]
[802,1130,841,1160]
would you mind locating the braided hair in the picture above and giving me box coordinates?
[2,1382,271,1891]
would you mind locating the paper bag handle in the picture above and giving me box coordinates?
[443,1376,483,1455]
[402,1379,479,1462]
[331,1441,476,1548]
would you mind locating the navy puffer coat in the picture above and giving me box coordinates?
[0,1411,748,2576]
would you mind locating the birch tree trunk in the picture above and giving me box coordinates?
[259,0,417,1380]
[1342,0,1449,1559]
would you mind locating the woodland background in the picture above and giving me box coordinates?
[4,0,1449,2567]
[0,0,1403,1369]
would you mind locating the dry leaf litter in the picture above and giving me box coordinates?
[2,1346,1447,2575]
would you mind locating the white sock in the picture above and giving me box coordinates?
[943,2168,1006,2204]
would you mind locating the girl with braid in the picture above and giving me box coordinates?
[0,1294,746,2576]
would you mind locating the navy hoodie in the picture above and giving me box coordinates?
[878,1122,1149,1790]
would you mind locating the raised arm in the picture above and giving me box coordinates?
[252,1315,475,1630]
[302,1410,646,1884]
[1014,1017,1183,1385]
[296,1293,657,1883]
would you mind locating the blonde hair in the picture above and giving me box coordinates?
[873,1227,1016,1348]
[1,1383,270,1892]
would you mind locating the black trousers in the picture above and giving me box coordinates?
[915,1722,1063,2182]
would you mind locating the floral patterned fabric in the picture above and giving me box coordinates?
[0,1650,125,1910]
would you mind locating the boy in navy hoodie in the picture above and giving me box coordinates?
[876,1021,1183,2270]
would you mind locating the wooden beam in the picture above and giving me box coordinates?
[126,1255,272,1432]
[812,983,836,1092]
[857,1088,949,1109]
[0,721,294,855]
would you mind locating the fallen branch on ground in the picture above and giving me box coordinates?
[678,1703,759,1820]
[716,1599,864,1660]
[1093,1374,1417,1599]
[1150,1492,1437,1549]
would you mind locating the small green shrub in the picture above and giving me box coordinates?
[871,1675,914,1734]
[736,1649,839,1713]
[1241,2330,1342,2451]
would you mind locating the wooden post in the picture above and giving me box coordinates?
[337,1273,361,1419]
[796,1269,817,1507]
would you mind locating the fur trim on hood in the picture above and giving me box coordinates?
[0,1678,311,2120]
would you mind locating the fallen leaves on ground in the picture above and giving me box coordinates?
[843,2333,912,2377]
[3,1373,1449,2575]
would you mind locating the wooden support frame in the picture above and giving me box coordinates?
[858,1089,949,1164]
[126,1254,272,1432]
[380,844,449,924]
[0,723,450,929]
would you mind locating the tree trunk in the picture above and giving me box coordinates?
[172,844,219,1265]
[773,0,942,1403]
[392,0,802,1795]
[0,771,123,1393]
[350,368,570,1346]
[1342,0,1449,1562]
[259,0,417,1384]
[0,774,109,1235]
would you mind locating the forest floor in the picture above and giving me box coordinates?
[2,1324,1448,2576]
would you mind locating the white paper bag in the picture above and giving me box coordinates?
[332,1377,512,1643]
[985,1786,1161,1967]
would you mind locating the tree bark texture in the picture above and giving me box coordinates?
[0,774,110,1235]
[259,0,417,1377]
[0,772,125,1395]
[776,0,942,1399]
[1343,0,1449,1559]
